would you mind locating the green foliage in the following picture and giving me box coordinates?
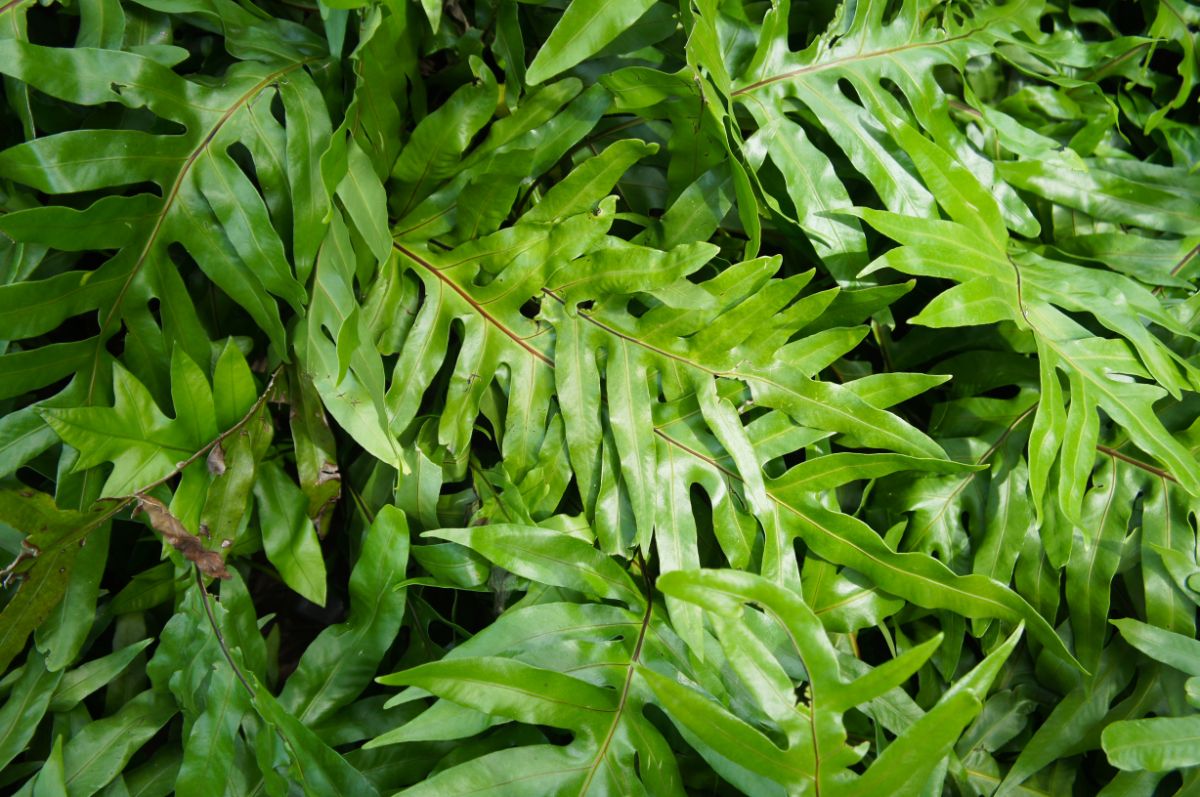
[0,0,1198,794]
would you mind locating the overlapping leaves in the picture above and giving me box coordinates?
[1,0,1199,794]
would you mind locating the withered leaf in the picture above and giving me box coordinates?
[206,443,227,476]
[316,460,340,485]
[134,494,231,580]
[311,462,341,539]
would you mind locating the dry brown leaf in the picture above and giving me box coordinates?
[134,494,231,580]
[206,444,227,475]
[316,460,339,485]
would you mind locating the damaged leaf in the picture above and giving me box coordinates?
[134,495,230,580]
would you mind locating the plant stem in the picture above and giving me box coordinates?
[195,569,256,698]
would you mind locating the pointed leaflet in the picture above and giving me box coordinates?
[254,461,327,607]
[0,373,89,481]
[199,395,273,551]
[1111,618,1200,677]
[726,0,1036,279]
[995,645,1135,795]
[547,239,718,305]
[550,305,604,519]
[280,506,409,724]
[390,746,591,796]
[391,58,497,185]
[742,113,869,281]
[377,601,658,707]
[770,452,978,495]
[854,624,1023,796]
[857,173,1200,503]
[375,599,685,796]
[336,138,391,266]
[384,656,620,732]
[424,525,643,608]
[639,663,811,789]
[734,364,945,461]
[652,438,705,656]
[999,157,1200,236]
[251,674,380,797]
[216,570,268,682]
[195,135,306,312]
[29,735,66,797]
[1028,340,1065,528]
[40,361,196,498]
[525,0,657,85]
[47,639,155,713]
[524,139,659,225]
[606,337,658,551]
[804,558,905,635]
[972,438,1033,606]
[384,171,1065,667]
[654,569,861,791]
[1139,477,1197,636]
[37,518,110,670]
[1065,461,1134,671]
[764,494,1079,668]
[0,41,330,382]
[1016,251,1198,398]
[169,348,218,448]
[176,665,248,797]
[1033,324,1200,496]
[212,339,257,430]
[0,0,36,140]
[301,208,400,469]
[0,650,64,772]
[650,390,771,572]
[57,690,177,796]
[386,208,609,476]
[393,77,603,242]
[279,73,330,283]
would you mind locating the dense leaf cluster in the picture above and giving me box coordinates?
[0,0,1198,794]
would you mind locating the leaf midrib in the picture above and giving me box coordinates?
[577,590,653,795]
[54,417,191,459]
[733,31,974,96]
[86,58,316,405]
[411,240,1064,658]
[732,0,1031,96]
[395,242,552,365]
